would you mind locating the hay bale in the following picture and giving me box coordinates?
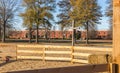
[88,54,112,64]
[88,54,99,64]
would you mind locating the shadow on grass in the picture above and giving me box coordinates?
[6,64,110,73]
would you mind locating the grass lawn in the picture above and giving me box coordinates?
[0,39,112,47]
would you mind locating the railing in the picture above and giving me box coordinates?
[17,45,112,64]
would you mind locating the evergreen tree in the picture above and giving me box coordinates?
[70,0,102,44]
[57,0,72,40]
[22,0,55,43]
[21,0,36,43]
[106,0,113,39]
[34,0,55,43]
[58,0,102,45]
[21,9,35,43]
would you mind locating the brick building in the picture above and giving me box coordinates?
[80,30,111,40]
[9,31,27,39]
[8,30,111,40]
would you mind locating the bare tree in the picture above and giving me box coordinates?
[0,19,1,41]
[0,0,20,42]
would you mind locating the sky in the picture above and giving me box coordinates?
[16,0,110,31]
[97,0,110,30]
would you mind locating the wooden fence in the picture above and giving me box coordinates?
[0,44,114,73]
[17,45,112,64]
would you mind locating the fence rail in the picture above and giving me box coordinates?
[17,50,43,54]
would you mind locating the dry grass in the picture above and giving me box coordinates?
[0,60,82,72]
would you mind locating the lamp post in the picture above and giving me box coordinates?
[72,20,75,46]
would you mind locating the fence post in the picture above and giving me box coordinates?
[16,45,18,60]
[110,63,116,73]
[43,48,45,62]
[113,0,120,73]
[71,46,74,64]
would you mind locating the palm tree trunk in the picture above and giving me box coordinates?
[86,21,89,44]
[36,25,38,43]
[29,27,32,43]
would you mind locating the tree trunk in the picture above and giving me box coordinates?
[86,21,89,44]
[45,28,47,40]
[45,28,48,40]
[2,21,5,42]
[0,25,1,41]
[74,29,76,44]
[53,26,55,39]
[62,30,64,40]
[65,31,67,39]
[36,25,39,43]
[48,30,50,40]
[29,27,32,43]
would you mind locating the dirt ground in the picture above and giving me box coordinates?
[0,60,82,73]
[0,43,111,73]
